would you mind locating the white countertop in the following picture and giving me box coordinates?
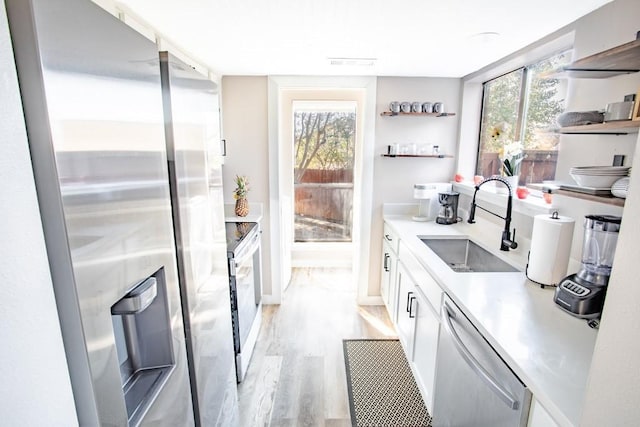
[384,215,597,427]
[224,202,263,223]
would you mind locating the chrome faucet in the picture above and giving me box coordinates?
[467,176,518,251]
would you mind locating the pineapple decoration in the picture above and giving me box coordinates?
[233,175,250,217]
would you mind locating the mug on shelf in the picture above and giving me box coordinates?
[422,102,433,113]
[400,102,412,113]
[433,102,445,114]
[389,101,400,113]
[411,102,422,113]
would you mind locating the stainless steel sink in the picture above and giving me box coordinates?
[420,238,519,273]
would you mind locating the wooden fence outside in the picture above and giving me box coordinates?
[478,150,558,186]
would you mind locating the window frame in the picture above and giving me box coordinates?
[475,48,572,183]
[456,32,575,181]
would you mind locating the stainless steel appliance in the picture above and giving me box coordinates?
[6,0,195,425]
[554,215,622,320]
[434,295,531,426]
[159,52,239,424]
[225,222,263,382]
[436,192,460,224]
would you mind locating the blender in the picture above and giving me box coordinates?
[435,192,459,225]
[554,214,621,320]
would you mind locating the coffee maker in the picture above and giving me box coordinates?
[436,192,459,225]
[554,215,621,320]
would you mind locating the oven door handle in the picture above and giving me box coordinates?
[441,301,520,410]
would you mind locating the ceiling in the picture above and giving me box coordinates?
[114,0,612,78]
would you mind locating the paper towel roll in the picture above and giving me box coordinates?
[527,212,575,286]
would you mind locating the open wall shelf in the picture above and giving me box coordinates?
[380,112,456,117]
[547,38,640,78]
[380,154,453,158]
[558,120,640,134]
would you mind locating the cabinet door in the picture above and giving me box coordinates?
[412,287,440,413]
[380,239,397,316]
[396,263,417,357]
[380,240,391,307]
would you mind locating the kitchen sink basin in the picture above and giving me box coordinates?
[420,238,519,273]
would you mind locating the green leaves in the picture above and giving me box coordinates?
[501,156,523,176]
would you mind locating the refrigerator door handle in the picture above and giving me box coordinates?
[441,301,519,410]
[112,277,158,315]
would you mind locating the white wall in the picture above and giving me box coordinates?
[368,77,461,296]
[220,76,274,296]
[0,3,77,425]
[580,133,640,425]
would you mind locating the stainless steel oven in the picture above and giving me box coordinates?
[225,221,263,382]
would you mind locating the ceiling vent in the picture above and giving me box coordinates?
[328,57,377,67]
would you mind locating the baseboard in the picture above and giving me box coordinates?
[261,295,281,305]
[357,295,383,306]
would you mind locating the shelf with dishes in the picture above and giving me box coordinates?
[528,166,630,207]
[527,184,626,207]
[380,154,453,158]
[380,111,456,117]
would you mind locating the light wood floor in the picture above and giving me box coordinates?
[237,268,396,427]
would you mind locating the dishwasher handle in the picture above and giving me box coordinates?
[441,301,520,410]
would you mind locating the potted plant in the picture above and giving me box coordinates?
[490,123,524,190]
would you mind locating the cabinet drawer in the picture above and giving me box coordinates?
[399,242,442,314]
[383,222,400,254]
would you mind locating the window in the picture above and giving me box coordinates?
[476,50,571,186]
[292,101,356,242]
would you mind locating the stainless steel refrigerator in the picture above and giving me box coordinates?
[6,0,198,425]
[158,51,239,425]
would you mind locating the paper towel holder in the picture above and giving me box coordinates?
[526,252,556,289]
[525,210,568,289]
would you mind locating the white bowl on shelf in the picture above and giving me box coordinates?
[569,173,622,188]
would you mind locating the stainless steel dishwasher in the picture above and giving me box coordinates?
[433,295,531,426]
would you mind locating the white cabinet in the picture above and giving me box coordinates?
[397,242,442,414]
[390,239,442,414]
[380,223,400,321]
[412,286,440,412]
[380,238,396,311]
[396,262,417,355]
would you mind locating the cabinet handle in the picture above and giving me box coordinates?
[441,302,520,410]
[408,295,416,318]
[385,234,392,241]
[406,291,414,313]
[221,139,227,156]
[384,253,390,271]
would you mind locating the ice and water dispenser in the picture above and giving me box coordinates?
[111,268,175,426]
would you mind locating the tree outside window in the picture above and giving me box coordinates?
[293,107,356,242]
[476,50,571,185]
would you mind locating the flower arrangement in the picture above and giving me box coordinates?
[489,122,524,177]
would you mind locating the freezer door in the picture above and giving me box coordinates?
[6,0,195,425]
[160,51,239,425]
[433,296,531,426]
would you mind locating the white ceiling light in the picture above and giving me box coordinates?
[468,32,501,44]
